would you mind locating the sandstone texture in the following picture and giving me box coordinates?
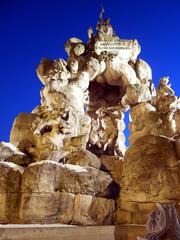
[0,162,24,223]
[0,142,30,166]
[64,149,101,169]
[0,160,116,225]
[20,160,116,224]
[122,135,180,202]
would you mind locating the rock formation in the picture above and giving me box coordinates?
[0,5,180,226]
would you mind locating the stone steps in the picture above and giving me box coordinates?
[0,224,146,240]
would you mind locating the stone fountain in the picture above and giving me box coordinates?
[0,5,180,239]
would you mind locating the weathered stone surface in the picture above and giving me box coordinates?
[174,109,180,134]
[89,196,115,225]
[65,149,101,169]
[36,58,71,86]
[0,193,20,223]
[129,103,158,144]
[72,194,115,225]
[10,112,37,149]
[115,201,156,225]
[42,85,86,113]
[21,161,116,198]
[21,161,60,193]
[10,109,91,162]
[59,164,117,197]
[156,95,177,113]
[63,135,88,152]
[121,135,180,202]
[135,59,152,83]
[20,192,60,223]
[131,203,156,225]
[99,156,123,184]
[65,38,85,57]
[58,192,75,224]
[100,155,123,171]
[4,155,31,166]
[125,83,151,106]
[0,142,24,161]
[104,61,140,88]
[129,102,176,144]
[20,192,115,225]
[0,162,23,223]
[114,209,132,224]
[20,193,59,223]
[20,160,116,225]
[0,142,30,166]
[19,192,75,224]
[0,162,24,193]
[175,135,180,160]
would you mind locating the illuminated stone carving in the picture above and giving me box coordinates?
[0,5,180,226]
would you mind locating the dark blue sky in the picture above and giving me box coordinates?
[0,0,180,143]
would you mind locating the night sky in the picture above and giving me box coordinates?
[0,0,180,144]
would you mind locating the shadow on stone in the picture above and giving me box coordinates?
[106,181,120,199]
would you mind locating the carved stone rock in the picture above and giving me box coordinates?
[129,102,177,144]
[125,83,152,106]
[65,38,85,57]
[121,135,180,202]
[19,160,116,224]
[72,194,115,225]
[135,58,152,83]
[0,162,24,223]
[65,149,101,169]
[0,142,30,166]
[21,161,117,197]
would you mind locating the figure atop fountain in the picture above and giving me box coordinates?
[96,4,114,39]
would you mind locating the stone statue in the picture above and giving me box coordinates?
[89,106,126,157]
[137,203,180,240]
[156,76,175,97]
[96,17,114,37]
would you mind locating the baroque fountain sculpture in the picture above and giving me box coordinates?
[0,5,180,237]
